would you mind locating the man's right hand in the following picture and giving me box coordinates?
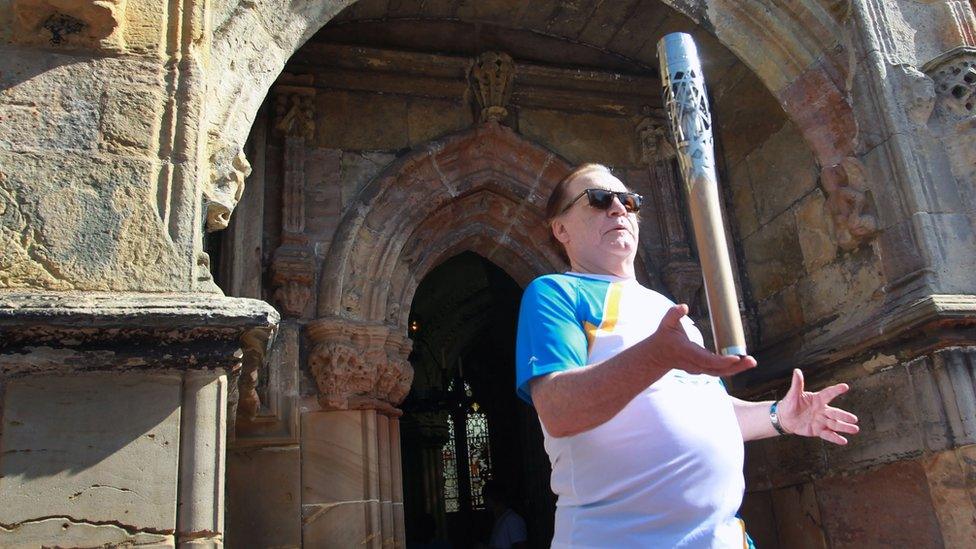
[645,304,757,377]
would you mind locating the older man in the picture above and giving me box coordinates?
[515,164,859,548]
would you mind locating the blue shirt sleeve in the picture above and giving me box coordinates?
[515,276,588,405]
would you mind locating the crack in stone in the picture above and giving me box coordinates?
[0,515,172,537]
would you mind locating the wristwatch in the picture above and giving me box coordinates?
[769,400,789,436]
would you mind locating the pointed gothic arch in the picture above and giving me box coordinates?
[316,122,572,328]
[305,122,573,414]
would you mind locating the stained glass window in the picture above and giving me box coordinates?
[466,404,492,510]
[440,381,493,513]
[442,418,459,513]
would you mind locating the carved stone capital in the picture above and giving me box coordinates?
[274,86,316,141]
[307,318,415,414]
[820,157,878,251]
[923,47,976,123]
[205,149,251,232]
[271,244,316,318]
[11,0,126,51]
[469,52,516,122]
[636,108,677,165]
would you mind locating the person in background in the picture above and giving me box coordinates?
[482,480,528,549]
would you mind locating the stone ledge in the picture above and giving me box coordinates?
[0,292,279,375]
[742,294,976,388]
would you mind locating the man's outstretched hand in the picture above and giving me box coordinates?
[648,304,757,377]
[778,369,860,445]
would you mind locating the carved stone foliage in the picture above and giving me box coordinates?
[925,47,976,123]
[11,0,126,51]
[274,88,316,140]
[270,245,315,318]
[204,150,251,232]
[468,52,516,123]
[307,318,415,414]
[821,157,878,251]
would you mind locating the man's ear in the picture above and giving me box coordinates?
[551,218,571,244]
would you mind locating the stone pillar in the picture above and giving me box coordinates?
[176,370,228,547]
[0,294,278,548]
[302,318,414,548]
[415,411,451,539]
[390,418,406,547]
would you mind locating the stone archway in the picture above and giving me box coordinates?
[308,122,570,413]
[209,1,855,169]
[298,122,570,547]
[203,0,894,293]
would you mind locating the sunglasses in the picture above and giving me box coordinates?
[560,188,643,215]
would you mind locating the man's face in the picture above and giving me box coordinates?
[551,169,639,269]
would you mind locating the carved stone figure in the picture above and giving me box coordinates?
[821,157,878,251]
[636,108,677,165]
[469,51,516,122]
[205,150,251,232]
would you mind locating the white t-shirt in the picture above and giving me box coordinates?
[490,509,528,548]
[515,273,747,548]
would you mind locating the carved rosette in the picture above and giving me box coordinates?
[307,318,415,415]
[469,52,516,122]
[821,157,878,251]
[924,46,976,123]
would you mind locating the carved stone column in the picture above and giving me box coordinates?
[468,52,516,123]
[414,410,450,541]
[636,109,704,309]
[302,317,414,548]
[270,85,317,318]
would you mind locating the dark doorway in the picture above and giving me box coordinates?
[400,252,555,549]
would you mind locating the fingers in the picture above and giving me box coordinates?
[816,383,850,404]
[696,354,756,376]
[661,304,690,329]
[824,416,860,435]
[792,368,805,394]
[825,407,859,425]
[820,429,849,445]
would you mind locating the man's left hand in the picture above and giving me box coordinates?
[778,369,860,445]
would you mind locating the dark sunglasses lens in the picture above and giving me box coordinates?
[622,193,641,213]
[586,189,641,213]
[586,189,614,209]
